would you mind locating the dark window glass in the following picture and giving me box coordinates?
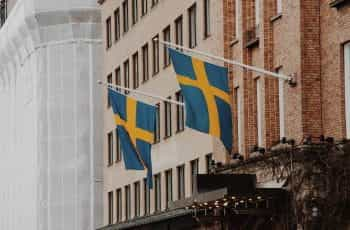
[163,26,171,67]
[108,191,114,224]
[203,0,210,38]
[115,129,122,162]
[115,67,121,92]
[116,189,122,222]
[123,0,129,33]
[154,174,161,211]
[155,103,160,143]
[107,131,113,165]
[152,35,159,75]
[106,17,112,48]
[0,0,8,27]
[124,60,130,94]
[141,0,148,16]
[165,170,173,209]
[132,0,138,25]
[125,185,131,220]
[176,91,184,132]
[188,4,197,48]
[205,153,213,174]
[114,8,120,41]
[164,98,172,138]
[133,52,139,89]
[144,178,150,215]
[177,165,185,200]
[107,73,113,107]
[190,159,199,194]
[142,44,149,82]
[134,181,141,217]
[175,16,183,48]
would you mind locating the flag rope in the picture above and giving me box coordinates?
[155,38,294,83]
[98,80,185,106]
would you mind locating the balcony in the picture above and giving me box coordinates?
[245,25,260,48]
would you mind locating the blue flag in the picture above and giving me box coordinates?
[108,89,155,188]
[169,48,233,152]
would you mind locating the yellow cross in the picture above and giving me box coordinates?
[114,97,154,168]
[176,58,231,138]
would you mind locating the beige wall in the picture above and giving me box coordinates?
[100,0,225,225]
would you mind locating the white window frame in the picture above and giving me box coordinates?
[277,0,282,14]
[344,43,350,138]
[278,77,285,139]
[235,0,240,38]
[236,87,243,153]
[255,0,260,27]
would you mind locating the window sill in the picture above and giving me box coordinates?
[270,13,282,22]
[245,38,259,48]
[230,38,239,47]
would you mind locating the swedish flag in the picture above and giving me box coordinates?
[108,88,155,188]
[169,48,233,152]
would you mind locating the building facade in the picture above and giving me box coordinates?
[98,0,229,228]
[99,0,350,229]
[0,0,103,229]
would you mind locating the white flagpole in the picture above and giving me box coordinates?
[155,38,295,84]
[97,80,185,106]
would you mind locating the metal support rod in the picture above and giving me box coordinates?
[97,80,185,106]
[155,38,293,82]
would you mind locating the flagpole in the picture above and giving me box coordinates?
[97,80,185,106]
[155,38,296,85]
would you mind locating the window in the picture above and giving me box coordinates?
[116,189,122,222]
[142,44,149,82]
[175,16,183,47]
[190,159,199,194]
[163,26,171,67]
[154,174,162,212]
[155,103,161,143]
[107,131,113,165]
[115,129,122,162]
[141,0,148,16]
[235,0,240,37]
[133,52,139,89]
[255,78,263,146]
[276,0,282,14]
[277,67,285,139]
[255,0,260,27]
[344,42,350,138]
[108,191,114,225]
[107,73,113,107]
[123,0,129,33]
[151,0,158,8]
[0,0,8,27]
[205,153,213,174]
[143,178,150,215]
[106,17,112,49]
[132,0,138,25]
[115,67,121,92]
[134,181,141,217]
[203,0,210,38]
[188,4,197,48]
[176,91,184,132]
[177,165,185,200]
[125,185,131,220]
[124,60,130,94]
[114,8,121,41]
[152,35,159,75]
[164,98,172,138]
[235,87,243,153]
[165,170,173,209]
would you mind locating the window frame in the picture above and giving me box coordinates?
[177,165,185,200]
[108,191,114,225]
[163,26,171,68]
[203,0,211,38]
[125,185,131,220]
[188,4,197,48]
[143,178,150,215]
[175,15,183,48]
[124,60,130,94]
[176,91,185,132]
[155,103,161,143]
[165,169,173,209]
[141,0,148,16]
[190,159,199,195]
[107,73,113,107]
[106,17,112,49]
[132,0,138,25]
[115,129,122,162]
[116,188,122,223]
[114,8,121,41]
[154,173,162,212]
[123,0,129,33]
[115,67,121,92]
[344,42,350,138]
[205,153,213,174]
[134,181,141,217]
[133,52,139,89]
[142,43,149,82]
[164,97,172,138]
[152,35,160,75]
[107,131,114,166]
